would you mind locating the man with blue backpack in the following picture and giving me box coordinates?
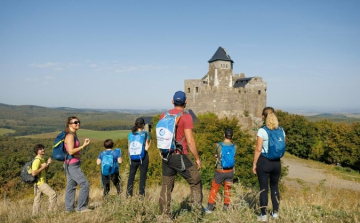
[204,128,237,213]
[157,91,202,217]
[96,139,122,197]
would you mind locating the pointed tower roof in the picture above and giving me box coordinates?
[208,46,234,63]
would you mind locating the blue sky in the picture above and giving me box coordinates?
[1,0,359,113]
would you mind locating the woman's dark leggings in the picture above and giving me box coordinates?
[126,152,149,197]
[256,155,281,215]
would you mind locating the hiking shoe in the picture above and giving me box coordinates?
[204,207,213,214]
[257,214,267,222]
[77,208,93,213]
[271,212,279,218]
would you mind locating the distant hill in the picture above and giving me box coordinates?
[0,103,161,136]
[304,113,360,124]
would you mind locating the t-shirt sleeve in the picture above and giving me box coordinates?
[145,131,150,140]
[257,128,267,139]
[32,159,41,171]
[98,152,103,160]
[128,132,131,141]
[115,148,122,157]
[182,113,193,129]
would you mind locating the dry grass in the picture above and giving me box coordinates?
[1,167,360,223]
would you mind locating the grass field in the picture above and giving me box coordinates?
[0,128,15,136]
[18,129,130,142]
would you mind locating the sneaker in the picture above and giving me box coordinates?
[257,214,267,222]
[204,207,213,214]
[77,208,93,213]
[271,212,279,218]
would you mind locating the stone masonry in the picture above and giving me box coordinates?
[184,47,267,131]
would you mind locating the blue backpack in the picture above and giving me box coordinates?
[262,126,286,160]
[52,131,74,161]
[129,132,147,161]
[101,149,120,176]
[219,142,235,169]
[156,112,182,153]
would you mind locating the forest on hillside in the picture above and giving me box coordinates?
[0,103,160,136]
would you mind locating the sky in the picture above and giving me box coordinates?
[1,0,359,113]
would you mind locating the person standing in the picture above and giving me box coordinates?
[64,116,91,213]
[204,128,237,213]
[126,117,151,197]
[97,139,122,197]
[31,143,57,215]
[158,90,202,216]
[253,107,285,221]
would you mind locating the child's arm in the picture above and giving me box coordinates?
[118,157,122,164]
[96,158,101,165]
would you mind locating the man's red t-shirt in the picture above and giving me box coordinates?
[160,109,193,155]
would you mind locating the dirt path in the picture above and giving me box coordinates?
[281,156,360,192]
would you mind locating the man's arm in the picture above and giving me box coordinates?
[184,128,201,170]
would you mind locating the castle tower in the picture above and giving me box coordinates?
[184,47,267,132]
[207,46,234,87]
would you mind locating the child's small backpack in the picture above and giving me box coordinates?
[219,142,235,169]
[156,112,182,153]
[52,131,74,161]
[262,126,286,160]
[20,158,39,183]
[101,151,115,176]
[129,132,147,161]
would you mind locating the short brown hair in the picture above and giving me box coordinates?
[104,139,114,149]
[33,144,45,155]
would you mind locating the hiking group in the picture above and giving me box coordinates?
[23,90,286,221]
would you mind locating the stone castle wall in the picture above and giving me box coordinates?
[184,76,267,130]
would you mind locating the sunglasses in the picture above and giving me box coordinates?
[71,121,81,125]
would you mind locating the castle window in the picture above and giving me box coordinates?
[196,87,199,93]
[187,88,190,93]
[238,90,241,93]
[258,90,261,95]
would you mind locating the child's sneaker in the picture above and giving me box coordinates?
[204,207,213,214]
[271,212,279,218]
[257,214,267,222]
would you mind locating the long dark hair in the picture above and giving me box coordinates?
[132,117,145,134]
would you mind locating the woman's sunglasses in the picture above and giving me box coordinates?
[70,121,81,125]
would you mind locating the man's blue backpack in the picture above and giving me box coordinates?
[101,149,120,176]
[219,142,235,169]
[156,112,182,153]
[53,131,74,161]
[262,126,286,160]
[129,132,147,161]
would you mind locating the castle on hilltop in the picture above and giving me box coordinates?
[184,46,267,131]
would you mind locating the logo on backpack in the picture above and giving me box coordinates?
[20,158,39,183]
[262,126,286,160]
[129,132,147,161]
[219,142,235,169]
[52,131,74,161]
[156,112,182,153]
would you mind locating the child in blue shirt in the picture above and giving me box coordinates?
[96,139,122,197]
